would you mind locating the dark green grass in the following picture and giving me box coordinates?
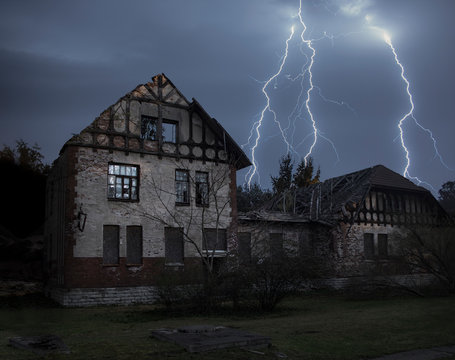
[1,294,454,359]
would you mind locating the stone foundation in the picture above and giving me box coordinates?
[47,286,159,307]
[311,273,436,291]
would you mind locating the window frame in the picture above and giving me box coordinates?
[202,228,227,256]
[195,171,209,207]
[107,163,140,202]
[140,116,178,144]
[141,115,158,140]
[162,119,178,144]
[364,232,389,260]
[175,169,190,206]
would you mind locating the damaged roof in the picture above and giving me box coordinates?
[60,74,251,170]
[243,164,441,225]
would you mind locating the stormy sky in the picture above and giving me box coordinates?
[1,0,454,194]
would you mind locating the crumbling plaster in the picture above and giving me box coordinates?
[72,147,232,259]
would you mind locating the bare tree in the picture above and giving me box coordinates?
[120,158,237,310]
[395,226,455,294]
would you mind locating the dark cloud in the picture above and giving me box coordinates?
[0,0,454,192]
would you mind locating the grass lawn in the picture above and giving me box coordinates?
[0,294,454,359]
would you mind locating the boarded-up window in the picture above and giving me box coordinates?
[103,225,119,264]
[270,233,284,257]
[378,234,388,259]
[165,227,184,264]
[238,232,251,264]
[364,233,374,260]
[127,226,142,264]
[203,229,227,251]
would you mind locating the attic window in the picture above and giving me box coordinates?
[162,121,177,143]
[141,116,157,140]
[108,163,139,201]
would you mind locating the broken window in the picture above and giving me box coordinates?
[103,225,119,265]
[364,233,374,260]
[126,226,142,265]
[108,163,139,200]
[162,121,177,143]
[165,227,184,265]
[378,234,388,259]
[175,169,189,204]
[203,229,227,252]
[141,116,158,140]
[195,171,209,206]
[238,232,252,264]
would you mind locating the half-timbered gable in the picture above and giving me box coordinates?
[63,74,249,168]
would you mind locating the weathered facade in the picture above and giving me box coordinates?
[45,74,250,306]
[239,165,449,289]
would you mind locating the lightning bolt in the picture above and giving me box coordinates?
[382,30,451,189]
[245,26,295,187]
[246,0,346,187]
[298,1,318,166]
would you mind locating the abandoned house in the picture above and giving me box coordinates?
[44,74,251,306]
[238,164,449,289]
[45,74,449,306]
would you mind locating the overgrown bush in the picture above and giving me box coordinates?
[154,265,203,310]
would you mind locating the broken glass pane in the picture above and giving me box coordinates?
[123,185,129,199]
[108,175,115,184]
[131,187,137,199]
[141,116,157,140]
[108,185,115,198]
[116,185,122,198]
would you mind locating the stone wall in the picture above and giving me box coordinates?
[310,273,436,291]
[47,286,159,307]
[330,222,410,277]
